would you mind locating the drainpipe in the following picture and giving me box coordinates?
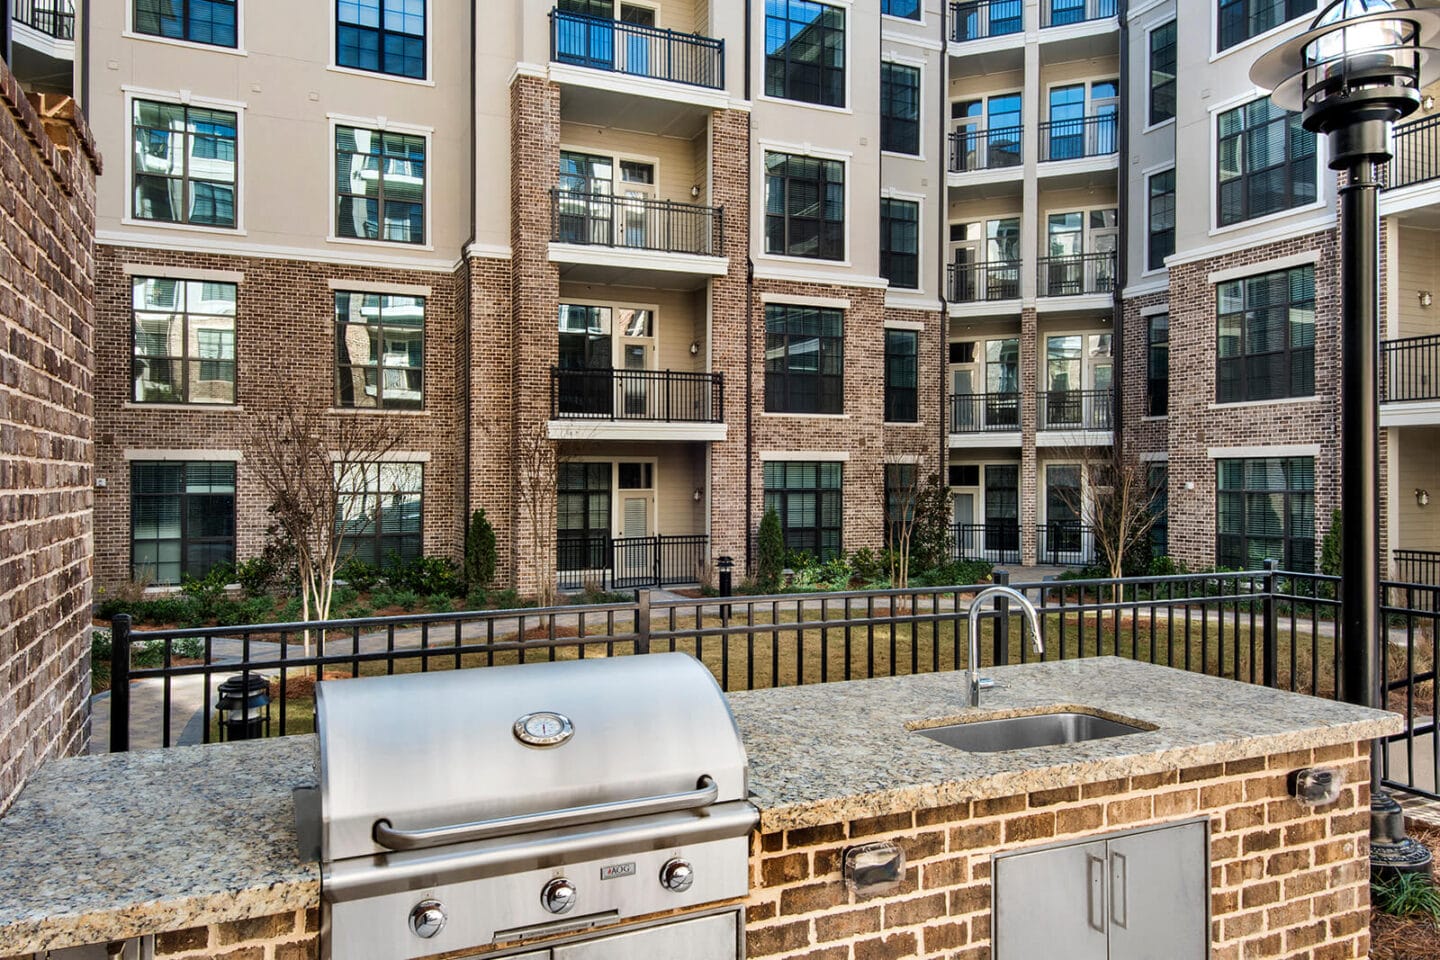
[746,257,755,575]
[937,0,950,474]
[743,0,751,102]
[462,0,478,548]
[1113,0,1131,447]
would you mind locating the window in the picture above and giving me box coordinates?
[885,329,918,423]
[1218,0,1314,52]
[1217,457,1315,571]
[1148,463,1169,558]
[881,198,919,289]
[1217,265,1315,403]
[885,463,916,549]
[335,125,426,244]
[335,292,425,410]
[1147,169,1176,272]
[765,0,846,108]
[763,461,843,561]
[558,462,611,571]
[132,277,237,404]
[1148,21,1176,126]
[765,304,844,415]
[1147,313,1169,417]
[133,0,237,47]
[131,99,237,228]
[882,0,920,20]
[131,461,235,584]
[985,464,1020,554]
[765,152,845,260]
[1217,97,1317,226]
[881,63,920,155]
[335,462,423,567]
[337,0,426,79]
[949,464,980,487]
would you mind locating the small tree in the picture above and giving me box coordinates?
[1320,509,1343,578]
[464,508,498,596]
[1052,443,1165,600]
[514,421,559,608]
[756,508,785,593]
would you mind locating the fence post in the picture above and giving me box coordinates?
[109,615,132,753]
[635,589,651,655]
[993,569,1011,666]
[1262,559,1279,688]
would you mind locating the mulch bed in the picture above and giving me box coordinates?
[1371,823,1440,960]
[268,670,353,700]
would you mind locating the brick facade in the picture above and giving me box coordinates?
[0,66,100,814]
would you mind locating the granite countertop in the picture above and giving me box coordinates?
[0,658,1401,954]
[727,657,1402,832]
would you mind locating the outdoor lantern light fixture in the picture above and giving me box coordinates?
[1254,0,1440,880]
[1421,289,1434,307]
[1418,488,1432,507]
[216,674,272,742]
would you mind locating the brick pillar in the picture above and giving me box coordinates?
[1020,307,1039,566]
[509,74,562,595]
[465,255,516,586]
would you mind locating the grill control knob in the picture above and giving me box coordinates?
[660,858,695,893]
[408,900,446,939]
[541,877,578,914]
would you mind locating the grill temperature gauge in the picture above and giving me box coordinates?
[514,711,574,747]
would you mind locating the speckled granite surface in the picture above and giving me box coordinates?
[728,657,1402,832]
[0,736,319,954]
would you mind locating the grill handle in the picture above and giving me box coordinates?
[371,775,720,852]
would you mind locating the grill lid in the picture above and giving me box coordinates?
[317,653,748,862]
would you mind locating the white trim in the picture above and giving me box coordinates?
[329,0,434,84]
[99,230,459,273]
[754,0,854,115]
[123,264,244,284]
[547,422,728,442]
[512,62,549,82]
[760,291,851,310]
[326,64,437,88]
[121,403,245,413]
[123,88,246,235]
[759,451,850,462]
[125,449,243,461]
[548,243,729,277]
[760,412,851,421]
[1140,302,1170,317]
[752,264,889,289]
[885,454,923,465]
[881,57,927,163]
[325,112,434,136]
[950,433,1023,450]
[121,31,248,57]
[1208,199,1330,239]
[327,116,434,250]
[1143,163,1176,275]
[1207,444,1322,460]
[1141,18,1175,134]
[328,279,433,296]
[757,141,854,272]
[1207,251,1321,286]
[1036,430,1114,448]
[1169,217,1335,269]
[881,192,925,295]
[10,20,73,60]
[120,84,246,110]
[546,62,730,111]
[1207,90,1331,238]
[1140,451,1169,463]
[1208,395,1320,412]
[118,217,248,238]
[882,30,942,52]
[885,293,942,312]
[1380,401,1440,428]
[883,318,926,331]
[1209,8,1311,63]
[328,451,433,463]
[1122,274,1171,299]
[757,138,854,161]
[464,242,513,261]
[327,408,431,417]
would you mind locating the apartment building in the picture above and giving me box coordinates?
[9,0,1436,593]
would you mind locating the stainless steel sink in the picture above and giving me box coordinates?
[916,711,1147,753]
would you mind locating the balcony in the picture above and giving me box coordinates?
[557,533,709,591]
[950,0,1023,44]
[1038,114,1118,164]
[1041,0,1117,28]
[1380,335,1440,425]
[948,127,1023,176]
[952,522,1021,565]
[548,188,728,286]
[548,367,727,442]
[1395,550,1440,586]
[13,0,74,39]
[947,260,1021,304]
[1037,388,1113,435]
[950,393,1021,447]
[9,0,74,94]
[1037,522,1097,567]
[1037,252,1116,299]
[1382,115,1440,194]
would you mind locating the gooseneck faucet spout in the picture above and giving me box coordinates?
[967,585,1043,707]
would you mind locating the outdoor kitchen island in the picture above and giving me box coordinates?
[0,657,1402,960]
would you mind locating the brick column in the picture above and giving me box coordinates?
[465,255,516,586]
[1020,307,1039,566]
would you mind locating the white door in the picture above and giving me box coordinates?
[618,160,656,248]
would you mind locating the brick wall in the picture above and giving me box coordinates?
[1120,289,1170,460]
[745,742,1373,960]
[464,255,517,587]
[0,66,101,814]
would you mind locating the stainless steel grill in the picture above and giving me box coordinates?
[314,653,757,959]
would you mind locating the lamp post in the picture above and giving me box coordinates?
[1253,0,1439,878]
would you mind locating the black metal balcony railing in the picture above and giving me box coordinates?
[1037,522,1097,566]
[1038,388,1114,431]
[1038,114,1118,162]
[550,9,724,90]
[1395,550,1440,587]
[1040,0,1117,28]
[952,522,1022,565]
[948,127,1023,172]
[947,260,1022,302]
[12,0,74,39]
[950,393,1021,434]
[551,188,724,257]
[557,534,710,591]
[551,367,724,423]
[1382,334,1440,403]
[1381,114,1440,191]
[1037,251,1116,297]
[951,0,1024,42]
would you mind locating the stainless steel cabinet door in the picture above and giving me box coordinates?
[993,839,1110,960]
[1106,822,1208,960]
[552,912,738,960]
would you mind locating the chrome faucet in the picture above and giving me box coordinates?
[967,585,1044,707]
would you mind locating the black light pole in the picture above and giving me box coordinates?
[1254,0,1438,878]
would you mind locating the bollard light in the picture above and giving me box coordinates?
[216,674,271,742]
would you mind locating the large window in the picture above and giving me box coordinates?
[881,63,920,155]
[764,461,843,561]
[764,0,846,108]
[1217,265,1315,403]
[1147,169,1176,272]
[131,99,237,228]
[1218,0,1314,53]
[985,464,1020,554]
[131,461,235,584]
[765,152,845,260]
[1147,313,1169,417]
[880,198,919,289]
[133,0,237,47]
[1149,21,1176,126]
[337,0,426,79]
[885,329,918,423]
[132,277,237,404]
[335,462,423,567]
[1217,457,1315,571]
[335,292,425,410]
[1217,97,1317,227]
[335,125,426,244]
[1149,463,1169,559]
[885,462,916,549]
[765,304,844,415]
[558,462,611,572]
[881,0,920,19]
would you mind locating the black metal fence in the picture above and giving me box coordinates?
[951,0,1023,42]
[1040,0,1117,28]
[952,522,1021,564]
[1037,522,1096,566]
[950,393,1021,434]
[1381,114,1440,192]
[1382,334,1440,403]
[1038,114,1118,162]
[550,367,724,423]
[550,9,724,89]
[948,127,1023,172]
[947,260,1021,302]
[551,188,724,256]
[1037,251,1116,297]
[1038,388,1113,431]
[13,0,74,39]
[556,534,709,592]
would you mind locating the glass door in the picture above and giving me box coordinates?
[1045,335,1084,427]
[614,308,655,418]
[556,0,616,69]
[618,3,656,76]
[558,151,614,245]
[1045,464,1083,562]
[1047,84,1086,160]
[1088,209,1119,292]
[985,338,1020,429]
[1090,80,1119,154]
[614,462,654,585]
[558,304,613,416]
[618,160,655,249]
[985,465,1020,558]
[1045,212,1084,295]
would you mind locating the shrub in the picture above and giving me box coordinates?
[391,589,421,612]
[818,554,853,589]
[756,509,785,594]
[384,555,464,597]
[426,593,456,613]
[912,560,993,588]
[849,548,885,584]
[464,509,498,593]
[485,588,530,610]
[234,556,279,598]
[1372,871,1440,922]
[909,474,953,574]
[181,563,235,621]
[1320,509,1343,578]
[336,555,381,591]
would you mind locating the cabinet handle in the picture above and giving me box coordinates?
[1087,854,1106,934]
[1110,851,1128,930]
